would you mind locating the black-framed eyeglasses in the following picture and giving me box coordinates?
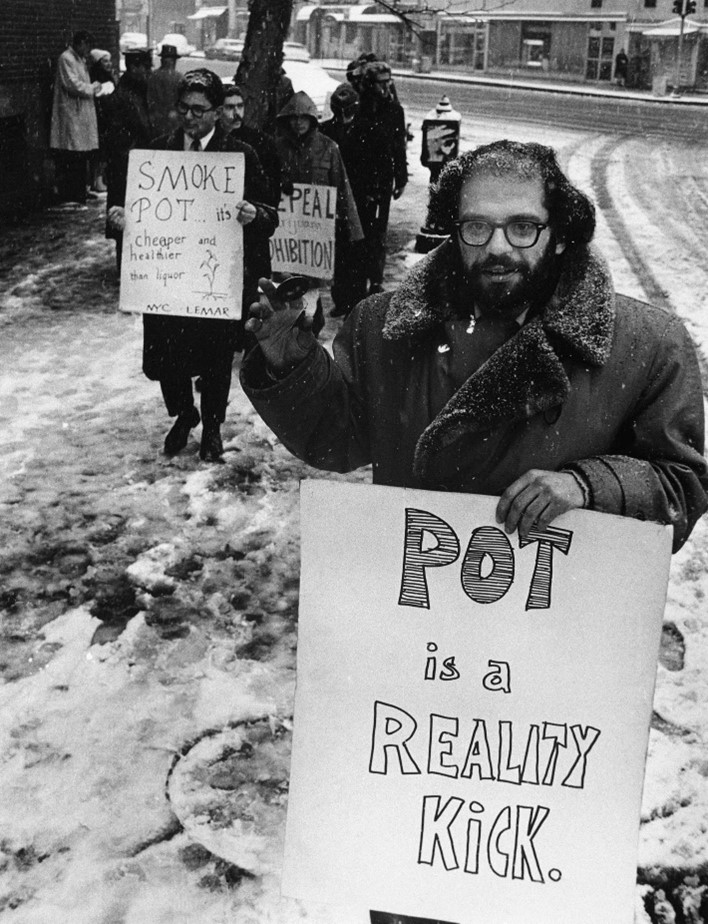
[177,102,215,118]
[454,219,548,249]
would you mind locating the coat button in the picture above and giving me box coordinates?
[543,405,561,425]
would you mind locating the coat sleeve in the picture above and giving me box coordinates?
[564,313,708,551]
[59,53,95,99]
[241,144,278,238]
[239,303,375,472]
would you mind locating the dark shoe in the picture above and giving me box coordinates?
[200,425,224,463]
[164,407,200,456]
[329,305,349,318]
[368,283,384,295]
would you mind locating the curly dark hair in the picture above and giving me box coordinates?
[178,68,225,108]
[427,140,596,248]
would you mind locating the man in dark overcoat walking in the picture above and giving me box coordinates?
[109,69,277,462]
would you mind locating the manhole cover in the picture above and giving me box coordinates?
[167,718,292,873]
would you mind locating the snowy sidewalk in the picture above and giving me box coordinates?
[0,194,707,922]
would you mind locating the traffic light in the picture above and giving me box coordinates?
[686,0,696,12]
[672,0,683,12]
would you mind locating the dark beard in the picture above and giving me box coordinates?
[461,238,563,317]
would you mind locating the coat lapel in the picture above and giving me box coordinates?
[380,239,616,478]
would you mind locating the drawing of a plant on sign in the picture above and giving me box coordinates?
[195,247,228,301]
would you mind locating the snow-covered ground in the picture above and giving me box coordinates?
[0,113,707,922]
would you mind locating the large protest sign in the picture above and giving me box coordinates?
[270,183,336,280]
[119,149,244,320]
[282,481,672,923]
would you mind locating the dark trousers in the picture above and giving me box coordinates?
[53,150,90,203]
[370,913,457,924]
[159,363,232,426]
[332,239,368,314]
[358,194,392,288]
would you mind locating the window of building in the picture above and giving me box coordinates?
[520,24,551,68]
[591,0,602,8]
[586,34,614,80]
[644,0,656,7]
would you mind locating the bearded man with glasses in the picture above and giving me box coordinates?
[242,139,708,562]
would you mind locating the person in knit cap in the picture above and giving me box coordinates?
[321,82,394,315]
[242,139,708,582]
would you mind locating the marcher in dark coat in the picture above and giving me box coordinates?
[142,70,277,462]
[147,44,182,137]
[221,83,282,351]
[104,49,154,267]
[221,84,282,212]
[356,61,408,294]
[321,82,394,315]
[614,49,629,87]
[242,140,708,560]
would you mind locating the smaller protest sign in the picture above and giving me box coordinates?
[270,183,336,280]
[421,119,460,166]
[119,149,244,320]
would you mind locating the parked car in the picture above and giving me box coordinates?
[156,33,195,57]
[181,44,337,117]
[119,32,148,53]
[282,59,336,117]
[283,41,310,62]
[205,38,244,60]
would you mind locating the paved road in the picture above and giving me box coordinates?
[381,74,708,141]
[389,73,708,384]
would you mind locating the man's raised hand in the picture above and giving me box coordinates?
[245,277,317,373]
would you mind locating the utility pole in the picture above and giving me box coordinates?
[671,0,696,96]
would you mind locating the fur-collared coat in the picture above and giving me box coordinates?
[241,241,708,551]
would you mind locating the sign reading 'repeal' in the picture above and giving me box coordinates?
[282,481,672,924]
[270,183,336,280]
[119,149,244,320]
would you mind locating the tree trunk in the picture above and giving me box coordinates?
[235,0,293,130]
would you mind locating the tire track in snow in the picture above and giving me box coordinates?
[590,136,671,310]
[591,136,708,396]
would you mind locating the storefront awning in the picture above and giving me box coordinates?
[348,7,402,24]
[296,4,318,21]
[188,6,227,20]
[642,18,701,37]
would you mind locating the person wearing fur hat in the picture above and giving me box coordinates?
[242,139,708,569]
[321,82,394,316]
[356,60,408,295]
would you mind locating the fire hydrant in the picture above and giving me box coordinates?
[415,95,462,253]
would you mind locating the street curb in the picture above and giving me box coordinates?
[322,62,708,107]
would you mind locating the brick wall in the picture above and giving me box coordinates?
[0,0,118,215]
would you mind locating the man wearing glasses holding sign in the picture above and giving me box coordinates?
[243,139,707,553]
[110,69,277,462]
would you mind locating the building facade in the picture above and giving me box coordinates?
[0,0,118,215]
[292,0,708,91]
